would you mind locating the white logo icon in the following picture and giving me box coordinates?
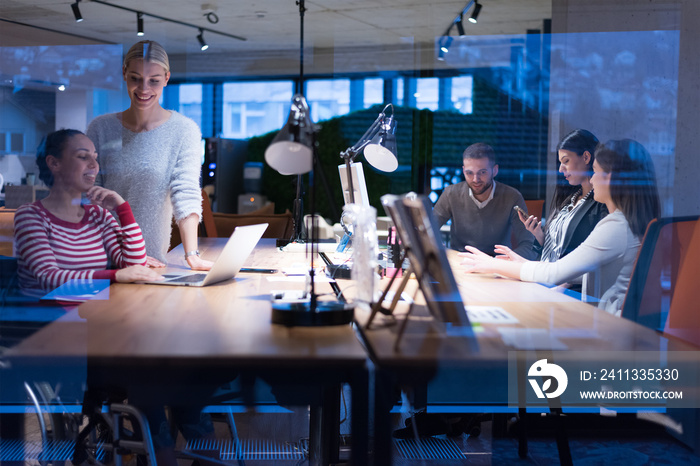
[528,358,568,399]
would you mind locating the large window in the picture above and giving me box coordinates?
[451,76,474,114]
[0,132,25,154]
[394,78,405,106]
[306,79,350,122]
[165,75,473,139]
[415,77,439,111]
[222,81,294,139]
[363,78,384,108]
[179,84,203,129]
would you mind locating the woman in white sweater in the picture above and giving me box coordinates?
[87,40,211,269]
[460,139,660,315]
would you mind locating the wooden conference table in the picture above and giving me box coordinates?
[354,250,698,466]
[6,238,368,466]
[7,239,698,465]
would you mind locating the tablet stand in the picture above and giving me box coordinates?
[366,251,466,351]
[365,263,413,329]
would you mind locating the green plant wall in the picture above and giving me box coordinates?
[245,79,548,223]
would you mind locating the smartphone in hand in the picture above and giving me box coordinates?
[513,205,528,218]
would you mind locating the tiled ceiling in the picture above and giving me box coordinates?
[1,0,552,54]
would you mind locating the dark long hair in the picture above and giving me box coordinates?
[36,129,84,187]
[549,129,599,219]
[594,139,660,238]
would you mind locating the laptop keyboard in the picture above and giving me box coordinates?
[165,273,208,284]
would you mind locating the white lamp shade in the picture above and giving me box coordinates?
[264,94,316,175]
[265,141,313,175]
[364,144,398,172]
[363,119,398,172]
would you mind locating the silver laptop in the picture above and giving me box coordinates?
[146,223,268,287]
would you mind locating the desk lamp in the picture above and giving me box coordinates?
[337,104,398,252]
[264,94,353,327]
[265,94,314,243]
[265,94,315,176]
[340,104,399,205]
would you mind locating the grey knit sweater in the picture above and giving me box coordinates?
[87,111,203,262]
[433,181,537,259]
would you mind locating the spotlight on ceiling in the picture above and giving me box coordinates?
[469,1,482,24]
[456,14,466,36]
[437,36,452,61]
[197,29,209,51]
[137,12,144,36]
[71,1,83,22]
[439,36,453,54]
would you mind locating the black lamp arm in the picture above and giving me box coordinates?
[339,103,394,162]
[339,103,394,205]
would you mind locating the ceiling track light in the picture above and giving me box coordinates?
[71,0,83,22]
[437,0,484,60]
[456,15,466,36]
[439,36,453,54]
[197,29,209,51]
[89,1,247,43]
[137,12,144,36]
[469,1,482,24]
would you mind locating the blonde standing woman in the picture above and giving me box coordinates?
[87,40,212,270]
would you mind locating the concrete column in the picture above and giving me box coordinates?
[673,0,700,215]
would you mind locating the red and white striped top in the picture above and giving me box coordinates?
[14,200,147,295]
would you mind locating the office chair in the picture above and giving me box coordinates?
[663,216,700,347]
[200,188,219,237]
[659,217,700,455]
[170,190,291,250]
[211,210,294,239]
[524,199,545,219]
[621,215,699,331]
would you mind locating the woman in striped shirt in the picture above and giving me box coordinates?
[14,129,163,296]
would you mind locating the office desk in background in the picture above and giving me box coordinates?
[6,238,368,466]
[355,250,698,466]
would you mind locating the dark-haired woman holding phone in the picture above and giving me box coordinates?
[517,129,608,262]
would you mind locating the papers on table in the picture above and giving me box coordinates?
[41,279,111,302]
[465,305,519,324]
[464,305,568,349]
[497,327,568,350]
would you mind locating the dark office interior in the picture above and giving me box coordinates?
[1,1,699,465]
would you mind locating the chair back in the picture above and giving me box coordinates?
[524,199,545,219]
[0,208,16,257]
[213,211,294,239]
[621,216,699,333]
[664,217,700,347]
[200,189,219,237]
[511,200,545,249]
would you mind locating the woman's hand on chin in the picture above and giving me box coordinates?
[86,186,125,211]
[187,255,214,271]
[458,246,497,274]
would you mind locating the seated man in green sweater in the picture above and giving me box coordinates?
[433,142,537,259]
